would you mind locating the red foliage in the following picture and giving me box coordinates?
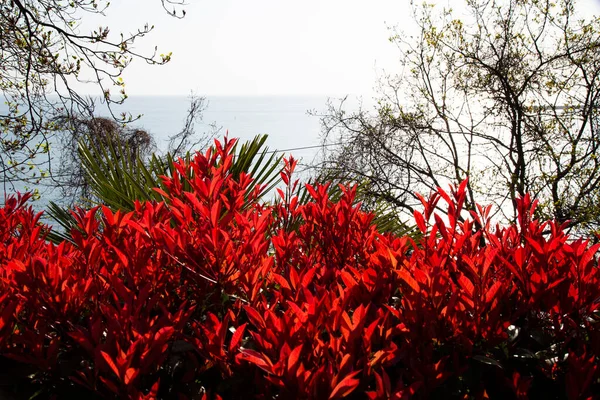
[0,137,599,399]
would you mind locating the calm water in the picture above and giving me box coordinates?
[2,95,331,211]
[110,96,328,160]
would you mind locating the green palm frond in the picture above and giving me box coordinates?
[45,201,81,244]
[77,133,162,210]
[45,134,284,243]
[81,133,283,211]
[231,135,284,202]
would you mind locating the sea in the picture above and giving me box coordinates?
[114,95,329,162]
[2,95,339,215]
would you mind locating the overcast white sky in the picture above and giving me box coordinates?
[82,0,600,97]
[80,0,416,96]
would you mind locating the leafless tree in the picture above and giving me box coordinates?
[51,94,220,207]
[0,0,186,193]
[168,94,220,159]
[318,0,600,236]
[52,115,154,206]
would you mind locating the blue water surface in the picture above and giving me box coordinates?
[2,95,331,212]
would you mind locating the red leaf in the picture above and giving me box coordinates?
[276,188,286,201]
[337,353,353,379]
[154,326,175,344]
[352,304,367,328]
[101,351,121,378]
[434,213,448,241]
[300,267,316,288]
[244,306,266,329]
[280,171,290,185]
[286,301,307,323]
[239,349,273,374]
[289,266,299,290]
[329,370,361,399]
[341,270,357,289]
[152,187,170,198]
[387,249,398,269]
[458,275,474,297]
[99,376,120,394]
[126,220,149,237]
[102,205,114,226]
[363,318,380,346]
[110,244,129,268]
[485,280,503,304]
[287,344,303,374]
[501,255,524,284]
[211,201,221,226]
[458,179,468,196]
[142,379,161,399]
[414,211,427,233]
[524,236,544,255]
[398,269,420,292]
[124,367,138,385]
[229,323,247,352]
[272,273,291,290]
[305,184,319,199]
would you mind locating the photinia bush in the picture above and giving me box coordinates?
[0,137,599,399]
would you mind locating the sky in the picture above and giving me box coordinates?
[79,0,416,97]
[78,0,600,97]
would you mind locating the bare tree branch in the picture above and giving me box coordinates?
[317,0,600,236]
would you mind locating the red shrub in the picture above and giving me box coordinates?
[0,138,599,399]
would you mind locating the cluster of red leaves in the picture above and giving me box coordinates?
[0,137,599,399]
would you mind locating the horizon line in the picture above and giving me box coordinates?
[72,92,361,98]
